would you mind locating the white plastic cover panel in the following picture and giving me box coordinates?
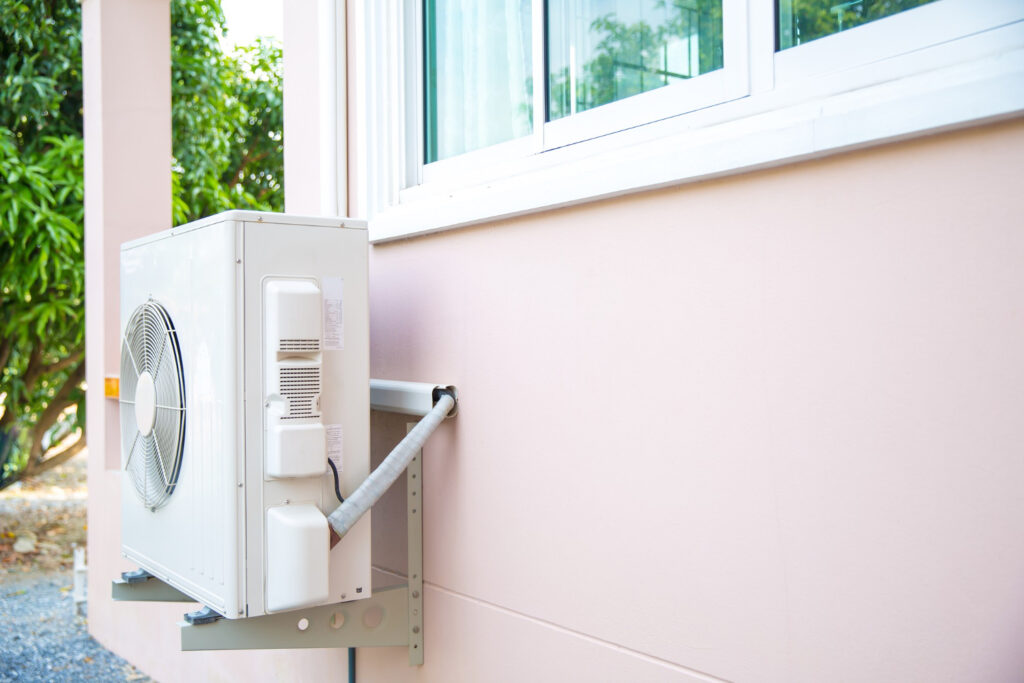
[265,503,329,612]
[264,280,325,478]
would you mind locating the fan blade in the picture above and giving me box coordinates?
[150,332,168,381]
[123,432,140,470]
[121,335,141,378]
[150,428,172,486]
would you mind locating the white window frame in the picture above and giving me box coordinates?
[541,0,750,150]
[415,0,750,185]
[774,0,1023,83]
[359,0,1024,243]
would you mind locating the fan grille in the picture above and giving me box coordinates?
[119,300,186,511]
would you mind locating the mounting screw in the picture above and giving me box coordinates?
[237,483,243,488]
[411,590,420,599]
[412,626,420,634]
[341,593,347,600]
[235,258,241,264]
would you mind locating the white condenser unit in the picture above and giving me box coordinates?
[118,211,370,619]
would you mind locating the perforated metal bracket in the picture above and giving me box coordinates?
[112,381,450,664]
[406,443,424,664]
[112,453,427,661]
[179,584,412,651]
[176,441,426,663]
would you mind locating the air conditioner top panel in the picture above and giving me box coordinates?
[120,210,367,251]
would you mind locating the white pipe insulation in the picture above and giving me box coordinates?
[327,392,455,538]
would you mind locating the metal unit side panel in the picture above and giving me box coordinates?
[120,220,243,618]
[242,221,371,617]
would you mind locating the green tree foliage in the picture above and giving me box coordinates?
[0,0,283,488]
[172,0,283,223]
[0,0,86,486]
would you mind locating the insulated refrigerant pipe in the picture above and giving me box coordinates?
[327,392,455,538]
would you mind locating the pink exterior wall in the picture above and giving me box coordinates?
[359,118,1024,682]
[82,3,1024,680]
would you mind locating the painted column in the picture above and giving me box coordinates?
[82,0,171,644]
[284,0,346,216]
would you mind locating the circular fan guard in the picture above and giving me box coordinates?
[119,300,186,511]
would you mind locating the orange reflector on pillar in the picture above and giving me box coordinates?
[104,376,119,399]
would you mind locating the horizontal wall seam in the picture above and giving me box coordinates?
[371,565,727,682]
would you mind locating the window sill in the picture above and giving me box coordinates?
[368,28,1024,244]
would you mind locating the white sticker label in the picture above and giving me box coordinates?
[322,277,344,350]
[326,424,343,472]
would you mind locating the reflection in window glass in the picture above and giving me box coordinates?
[777,0,940,50]
[548,0,723,121]
[424,0,533,164]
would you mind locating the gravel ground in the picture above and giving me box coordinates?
[0,572,150,682]
[0,453,152,682]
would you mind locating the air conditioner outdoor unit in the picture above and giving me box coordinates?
[118,210,370,619]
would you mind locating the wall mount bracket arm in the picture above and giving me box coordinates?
[111,378,455,667]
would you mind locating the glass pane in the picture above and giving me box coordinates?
[777,0,940,50]
[424,0,533,164]
[547,0,723,121]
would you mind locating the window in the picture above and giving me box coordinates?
[547,0,723,120]
[423,0,533,163]
[361,0,1024,240]
[777,0,939,50]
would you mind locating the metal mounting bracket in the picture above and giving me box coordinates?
[370,378,458,418]
[176,447,425,663]
[111,379,452,665]
[112,571,194,602]
[113,458,422,662]
[110,437,427,664]
[180,584,413,651]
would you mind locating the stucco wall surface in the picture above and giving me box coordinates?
[358,119,1024,683]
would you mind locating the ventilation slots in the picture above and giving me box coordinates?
[280,366,321,420]
[279,338,321,353]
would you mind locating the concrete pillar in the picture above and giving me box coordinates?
[82,0,171,644]
[284,0,346,216]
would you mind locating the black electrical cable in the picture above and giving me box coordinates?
[348,647,356,683]
[327,458,345,504]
